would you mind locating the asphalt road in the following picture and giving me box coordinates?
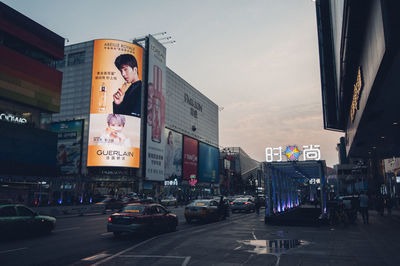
[0,206,253,266]
[2,207,400,266]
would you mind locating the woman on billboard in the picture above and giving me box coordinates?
[113,54,142,117]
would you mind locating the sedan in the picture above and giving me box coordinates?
[96,198,125,212]
[161,196,177,206]
[107,203,178,237]
[231,198,255,213]
[184,199,225,223]
[0,204,56,238]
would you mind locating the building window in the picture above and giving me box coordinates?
[68,51,85,66]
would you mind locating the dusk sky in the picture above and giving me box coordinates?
[3,0,343,167]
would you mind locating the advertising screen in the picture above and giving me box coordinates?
[182,136,198,180]
[198,142,219,183]
[145,35,167,181]
[47,120,83,175]
[87,39,143,167]
[164,129,182,180]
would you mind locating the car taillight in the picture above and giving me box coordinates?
[230,202,234,205]
[108,217,112,222]
[245,202,248,205]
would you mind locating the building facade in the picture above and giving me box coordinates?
[316,0,400,198]
[0,2,64,205]
[47,37,219,202]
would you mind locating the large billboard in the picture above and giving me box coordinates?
[182,136,198,180]
[87,39,143,167]
[46,120,83,175]
[145,35,167,180]
[198,142,219,183]
[164,129,182,181]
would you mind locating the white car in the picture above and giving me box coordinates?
[161,196,177,206]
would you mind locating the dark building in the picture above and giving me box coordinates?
[0,2,64,204]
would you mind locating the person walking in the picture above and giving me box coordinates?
[359,191,369,224]
[255,196,261,215]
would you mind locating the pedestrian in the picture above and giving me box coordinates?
[385,196,393,216]
[359,191,369,224]
[255,196,261,215]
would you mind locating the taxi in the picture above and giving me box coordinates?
[184,199,222,223]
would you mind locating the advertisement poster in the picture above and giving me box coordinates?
[164,129,182,180]
[47,120,83,175]
[182,136,198,180]
[145,35,167,180]
[198,142,219,183]
[87,39,143,167]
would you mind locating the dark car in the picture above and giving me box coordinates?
[107,203,178,237]
[0,204,56,238]
[230,198,255,213]
[96,198,125,212]
[184,199,226,223]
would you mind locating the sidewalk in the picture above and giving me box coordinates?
[32,204,107,218]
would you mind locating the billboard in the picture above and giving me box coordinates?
[182,136,198,180]
[87,39,143,167]
[164,129,183,181]
[198,142,219,183]
[145,35,167,180]
[46,120,83,175]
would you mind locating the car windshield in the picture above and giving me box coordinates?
[121,205,145,214]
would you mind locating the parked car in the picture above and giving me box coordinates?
[107,203,178,237]
[161,196,177,206]
[184,199,226,223]
[230,198,255,213]
[0,204,56,238]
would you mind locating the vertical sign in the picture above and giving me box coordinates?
[182,136,198,180]
[145,35,167,180]
[47,120,83,174]
[87,39,143,167]
[164,129,183,180]
[198,142,219,183]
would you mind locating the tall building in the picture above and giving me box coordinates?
[0,2,64,204]
[315,0,400,195]
[49,37,219,201]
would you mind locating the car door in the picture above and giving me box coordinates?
[156,205,170,231]
[0,206,18,235]
[150,205,163,231]
[16,205,39,233]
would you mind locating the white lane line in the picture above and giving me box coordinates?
[53,226,80,233]
[182,256,191,266]
[100,232,113,237]
[0,247,28,254]
[234,245,242,251]
[119,255,187,259]
[91,236,159,265]
[82,253,111,261]
[252,231,257,240]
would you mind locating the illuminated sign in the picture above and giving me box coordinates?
[350,67,363,123]
[87,39,143,168]
[164,178,178,186]
[266,145,321,162]
[0,113,28,124]
[309,178,321,185]
[189,175,197,186]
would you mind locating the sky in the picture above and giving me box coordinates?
[3,0,343,167]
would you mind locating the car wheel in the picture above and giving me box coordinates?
[169,223,177,232]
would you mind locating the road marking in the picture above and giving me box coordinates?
[119,255,187,259]
[82,253,110,261]
[53,226,80,233]
[182,256,191,266]
[0,247,28,254]
[252,231,257,240]
[100,232,113,237]
[92,236,159,265]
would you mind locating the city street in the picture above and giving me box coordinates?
[1,207,400,266]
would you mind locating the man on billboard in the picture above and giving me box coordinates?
[113,54,142,117]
